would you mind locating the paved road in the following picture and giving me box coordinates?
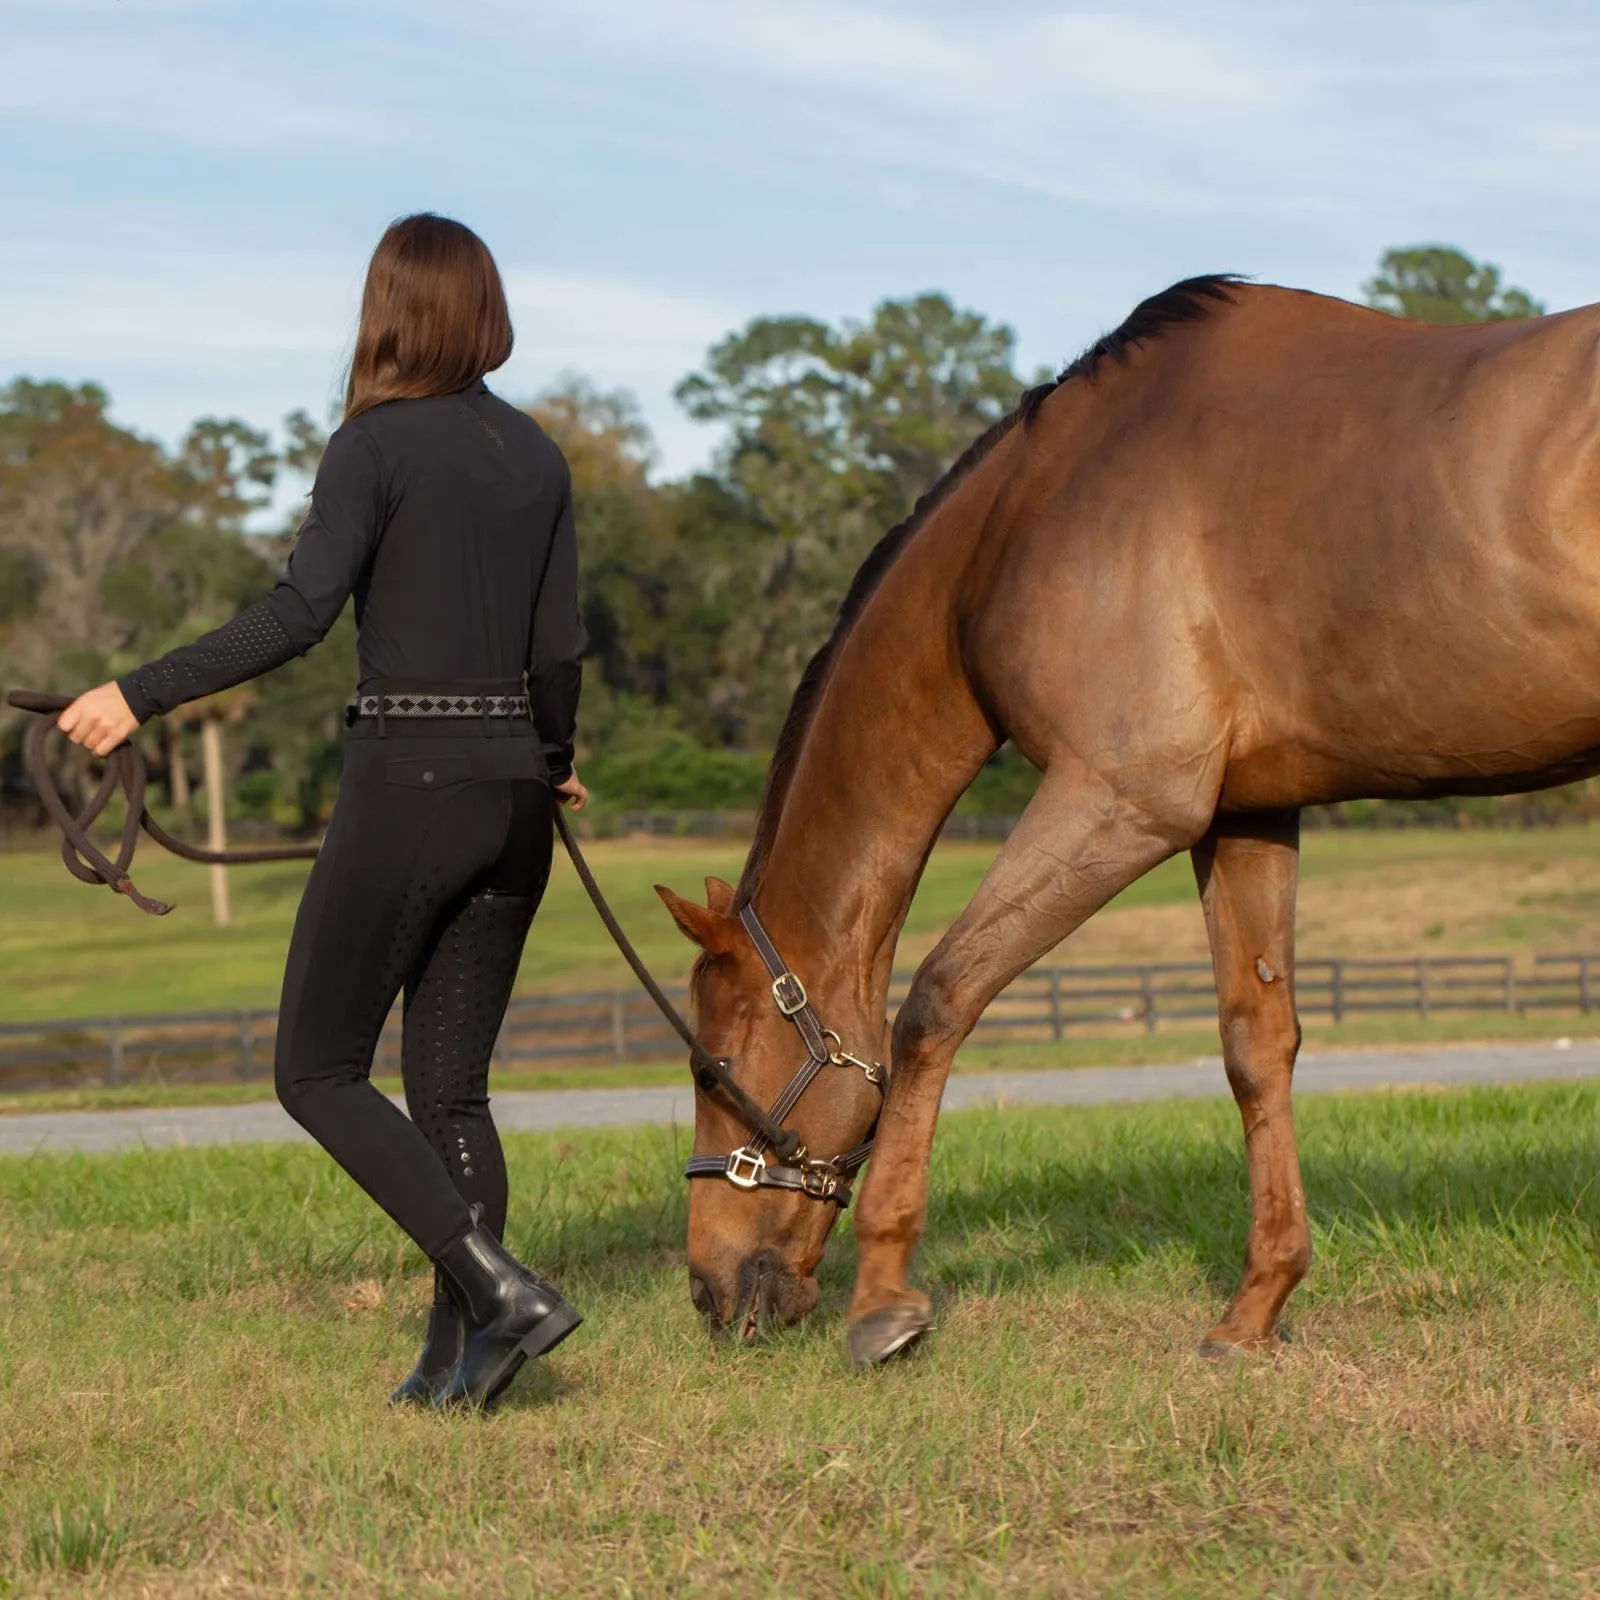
[4,1039,1600,1156]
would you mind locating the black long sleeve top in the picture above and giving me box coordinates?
[118,382,585,782]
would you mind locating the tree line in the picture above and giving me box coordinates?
[0,245,1570,832]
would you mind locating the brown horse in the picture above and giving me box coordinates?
[656,275,1600,1366]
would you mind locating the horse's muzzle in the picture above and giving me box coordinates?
[689,1252,818,1342]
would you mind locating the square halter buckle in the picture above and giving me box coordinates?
[771,972,808,1017]
[725,1147,767,1190]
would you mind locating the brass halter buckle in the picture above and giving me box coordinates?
[771,972,808,1016]
[725,1147,767,1189]
[799,1162,841,1200]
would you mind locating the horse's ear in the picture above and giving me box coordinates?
[704,876,736,915]
[655,884,729,949]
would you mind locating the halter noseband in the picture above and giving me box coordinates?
[682,904,888,1209]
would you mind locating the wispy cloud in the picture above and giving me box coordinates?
[0,11,404,150]
[524,0,1294,124]
[0,238,741,472]
[2,0,1598,473]
[502,270,743,382]
[0,245,350,368]
[456,0,1600,217]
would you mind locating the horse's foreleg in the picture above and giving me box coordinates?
[846,767,1206,1367]
[1192,808,1311,1355]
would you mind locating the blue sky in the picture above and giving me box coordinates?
[4,0,1598,483]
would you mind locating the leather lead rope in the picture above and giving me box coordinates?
[8,689,318,915]
[549,805,802,1160]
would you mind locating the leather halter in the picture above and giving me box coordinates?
[544,806,886,1205]
[681,904,888,1209]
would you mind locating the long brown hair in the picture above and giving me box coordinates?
[343,214,513,422]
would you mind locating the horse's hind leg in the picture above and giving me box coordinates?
[1192,808,1311,1355]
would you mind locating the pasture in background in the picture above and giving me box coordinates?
[7,826,1600,1108]
[14,826,1600,1020]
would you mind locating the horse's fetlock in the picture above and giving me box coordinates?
[1280,1235,1313,1282]
[1253,1232,1311,1287]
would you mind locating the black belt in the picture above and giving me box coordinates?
[347,692,531,720]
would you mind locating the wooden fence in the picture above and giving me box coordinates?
[3,952,1598,1097]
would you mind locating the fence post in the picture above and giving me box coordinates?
[1582,956,1594,1015]
[1331,960,1345,1025]
[107,1018,124,1087]
[1140,968,1157,1035]
[1048,969,1063,1041]
[1503,957,1516,1014]
[238,1011,253,1080]
[610,993,628,1062]
[1417,958,1430,1020]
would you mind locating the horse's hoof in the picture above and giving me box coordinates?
[1198,1326,1286,1360]
[847,1303,930,1368]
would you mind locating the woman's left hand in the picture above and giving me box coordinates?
[555,770,589,812]
[57,682,139,757]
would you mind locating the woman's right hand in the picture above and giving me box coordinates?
[57,682,139,757]
[555,769,588,811]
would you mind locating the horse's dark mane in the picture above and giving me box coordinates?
[1049,273,1242,393]
[735,273,1242,904]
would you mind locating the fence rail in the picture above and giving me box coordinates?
[6,947,1593,1100]
[3,951,1597,1097]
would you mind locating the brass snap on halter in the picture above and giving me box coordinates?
[823,1028,886,1084]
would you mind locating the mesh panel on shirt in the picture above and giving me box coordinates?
[126,599,296,715]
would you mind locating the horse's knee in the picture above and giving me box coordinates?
[892,971,967,1064]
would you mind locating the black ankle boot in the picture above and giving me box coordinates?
[433,1226,581,1409]
[390,1270,463,1406]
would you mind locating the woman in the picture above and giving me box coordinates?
[59,214,586,1409]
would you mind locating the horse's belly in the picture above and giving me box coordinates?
[1222,670,1600,810]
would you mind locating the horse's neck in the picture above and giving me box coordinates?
[749,535,1000,1011]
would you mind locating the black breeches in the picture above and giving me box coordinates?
[274,724,552,1259]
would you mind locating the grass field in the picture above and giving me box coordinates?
[5,1084,1600,1595]
[9,824,1600,1024]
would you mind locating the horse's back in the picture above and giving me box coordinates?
[972,282,1600,810]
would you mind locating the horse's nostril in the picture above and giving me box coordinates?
[732,1251,784,1343]
[688,1271,717,1321]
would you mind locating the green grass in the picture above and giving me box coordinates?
[5,1085,1600,1594]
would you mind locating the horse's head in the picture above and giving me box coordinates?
[656,875,887,1342]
